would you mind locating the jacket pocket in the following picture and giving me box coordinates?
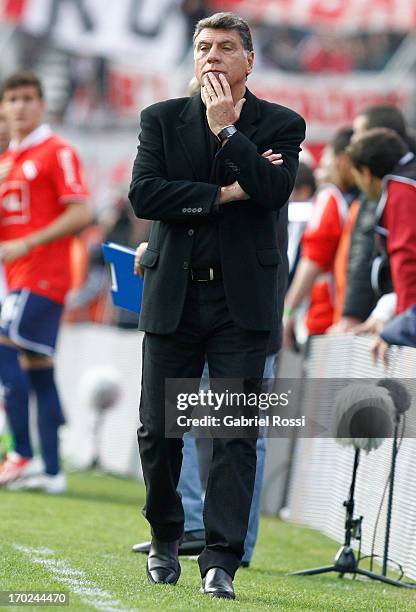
[140,248,159,268]
[147,220,161,251]
[256,248,282,266]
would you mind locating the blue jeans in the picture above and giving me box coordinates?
[178,353,275,563]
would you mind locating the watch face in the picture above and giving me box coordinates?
[219,126,236,142]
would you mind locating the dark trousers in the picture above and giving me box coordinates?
[138,280,269,579]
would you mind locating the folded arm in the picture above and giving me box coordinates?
[216,115,305,211]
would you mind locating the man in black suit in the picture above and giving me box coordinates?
[129,12,305,599]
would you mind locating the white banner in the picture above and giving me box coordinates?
[16,0,186,66]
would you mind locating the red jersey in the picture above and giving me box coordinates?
[301,185,350,335]
[0,124,88,304]
[377,157,416,314]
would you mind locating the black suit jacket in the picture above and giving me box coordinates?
[129,88,305,334]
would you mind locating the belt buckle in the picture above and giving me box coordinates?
[191,267,214,282]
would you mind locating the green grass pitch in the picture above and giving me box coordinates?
[1,472,416,611]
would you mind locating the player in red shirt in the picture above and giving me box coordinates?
[283,127,358,348]
[0,71,90,492]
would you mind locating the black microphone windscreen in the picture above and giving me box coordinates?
[377,379,412,415]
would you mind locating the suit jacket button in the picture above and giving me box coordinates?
[197,207,202,212]
[188,229,194,236]
[192,208,197,212]
[183,261,189,270]
[182,208,186,213]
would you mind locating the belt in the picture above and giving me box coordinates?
[190,267,222,282]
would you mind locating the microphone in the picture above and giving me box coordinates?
[377,379,411,415]
[333,383,395,453]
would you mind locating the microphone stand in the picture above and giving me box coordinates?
[382,411,400,576]
[290,447,415,587]
[380,408,416,587]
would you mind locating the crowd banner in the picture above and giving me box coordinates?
[0,0,187,66]
[3,0,416,32]
[209,0,416,31]
[2,0,416,58]
[106,64,415,141]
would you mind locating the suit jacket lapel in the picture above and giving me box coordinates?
[176,88,261,181]
[177,94,211,181]
[236,88,261,140]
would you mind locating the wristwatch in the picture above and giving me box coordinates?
[217,125,237,144]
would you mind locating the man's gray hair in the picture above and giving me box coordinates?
[193,12,253,53]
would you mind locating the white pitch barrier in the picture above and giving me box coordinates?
[286,335,416,581]
[55,323,143,477]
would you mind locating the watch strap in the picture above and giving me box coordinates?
[217,125,237,144]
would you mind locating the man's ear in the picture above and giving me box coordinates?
[246,51,254,76]
[362,166,372,183]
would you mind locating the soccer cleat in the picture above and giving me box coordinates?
[0,452,35,485]
[7,472,67,495]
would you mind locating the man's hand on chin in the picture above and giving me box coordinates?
[201,72,245,136]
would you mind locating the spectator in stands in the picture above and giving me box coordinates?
[347,128,416,362]
[259,27,403,74]
[330,104,416,334]
[300,31,354,73]
[261,27,301,72]
[283,128,358,349]
[356,32,396,71]
[0,71,90,493]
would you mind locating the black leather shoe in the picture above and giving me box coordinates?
[200,568,235,599]
[146,538,181,585]
[133,529,205,556]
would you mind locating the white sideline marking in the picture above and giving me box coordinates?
[14,545,132,612]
